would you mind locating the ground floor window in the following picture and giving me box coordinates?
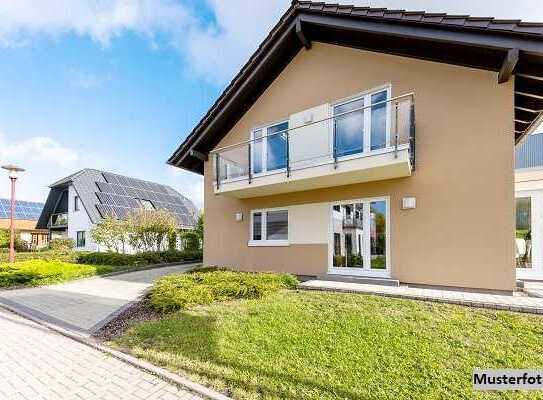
[249,209,288,246]
[76,231,86,248]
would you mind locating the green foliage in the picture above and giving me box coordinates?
[49,238,75,254]
[115,291,543,400]
[0,260,116,288]
[77,249,202,267]
[91,216,129,253]
[181,213,203,251]
[0,229,10,248]
[149,270,298,312]
[0,250,78,263]
[127,209,178,252]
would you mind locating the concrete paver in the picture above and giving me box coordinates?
[0,308,202,400]
[0,263,199,335]
[299,279,543,313]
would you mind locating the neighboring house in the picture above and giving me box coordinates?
[36,169,199,252]
[515,132,543,280]
[0,199,49,250]
[168,1,543,291]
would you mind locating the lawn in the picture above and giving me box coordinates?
[0,259,127,288]
[112,291,543,400]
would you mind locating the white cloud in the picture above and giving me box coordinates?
[0,133,109,202]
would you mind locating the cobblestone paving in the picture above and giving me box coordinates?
[0,309,202,400]
[0,263,199,335]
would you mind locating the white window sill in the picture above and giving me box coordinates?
[248,240,289,247]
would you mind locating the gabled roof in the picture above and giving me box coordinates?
[37,169,199,229]
[168,0,543,175]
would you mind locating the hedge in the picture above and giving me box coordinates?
[76,249,203,267]
[150,269,299,312]
[0,251,79,264]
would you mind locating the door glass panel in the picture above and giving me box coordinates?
[370,200,387,269]
[516,197,532,269]
[252,130,263,174]
[371,91,387,150]
[266,122,288,171]
[332,203,364,268]
[334,98,364,157]
[266,210,288,240]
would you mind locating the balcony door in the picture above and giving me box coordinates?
[251,121,288,175]
[333,86,391,158]
[329,197,390,277]
[516,191,543,280]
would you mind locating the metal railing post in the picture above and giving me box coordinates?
[248,142,252,184]
[286,130,290,177]
[394,101,399,159]
[215,153,220,190]
[333,118,338,169]
[409,99,416,170]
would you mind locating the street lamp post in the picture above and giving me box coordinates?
[2,165,25,263]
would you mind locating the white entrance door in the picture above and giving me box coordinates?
[328,197,390,277]
[516,191,543,280]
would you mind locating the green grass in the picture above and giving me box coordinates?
[113,291,543,400]
[0,259,128,287]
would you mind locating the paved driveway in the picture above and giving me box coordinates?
[0,263,199,335]
[0,308,201,400]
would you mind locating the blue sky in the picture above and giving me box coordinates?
[0,0,541,208]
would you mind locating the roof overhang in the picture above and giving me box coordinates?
[168,1,543,175]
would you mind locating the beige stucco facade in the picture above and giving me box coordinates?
[203,43,515,291]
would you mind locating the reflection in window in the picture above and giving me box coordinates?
[266,122,288,171]
[266,210,288,240]
[252,212,262,241]
[334,98,364,157]
[371,91,387,150]
[370,201,386,269]
[332,202,364,268]
[516,197,532,269]
[252,130,263,174]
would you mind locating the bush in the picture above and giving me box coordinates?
[0,250,78,263]
[49,238,75,254]
[149,269,299,312]
[77,249,203,267]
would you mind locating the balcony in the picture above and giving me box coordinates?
[342,217,363,229]
[213,92,415,198]
[48,212,68,228]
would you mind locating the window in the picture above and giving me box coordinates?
[76,231,86,248]
[251,121,288,174]
[250,209,288,246]
[333,86,390,157]
[74,196,80,211]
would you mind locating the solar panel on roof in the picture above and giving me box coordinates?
[0,199,44,220]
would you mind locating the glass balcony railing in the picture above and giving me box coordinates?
[212,93,415,189]
[48,212,68,228]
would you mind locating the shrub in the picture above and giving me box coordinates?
[49,238,75,254]
[0,250,78,263]
[77,249,203,267]
[150,269,299,312]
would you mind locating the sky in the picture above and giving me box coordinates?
[0,0,542,209]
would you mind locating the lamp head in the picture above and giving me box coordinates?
[1,165,25,179]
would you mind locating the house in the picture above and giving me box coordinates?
[168,1,543,292]
[515,132,543,280]
[0,199,49,250]
[36,169,199,252]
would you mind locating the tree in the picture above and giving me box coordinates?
[127,208,178,252]
[91,216,129,253]
[182,212,203,251]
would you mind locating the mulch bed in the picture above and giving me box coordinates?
[93,298,162,341]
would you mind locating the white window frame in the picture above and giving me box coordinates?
[328,196,391,277]
[331,83,392,156]
[76,231,86,248]
[249,207,289,247]
[250,119,289,177]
